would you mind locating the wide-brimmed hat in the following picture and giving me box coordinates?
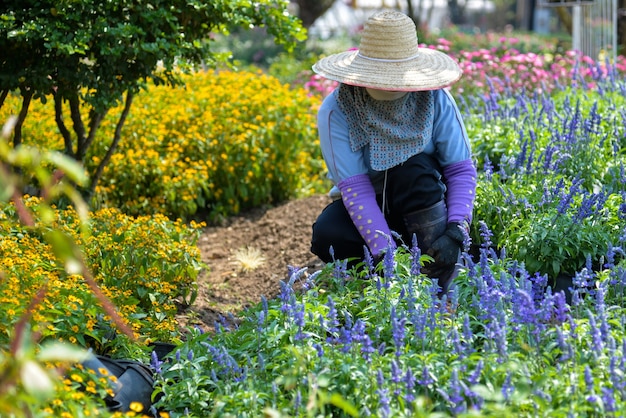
[312,10,462,91]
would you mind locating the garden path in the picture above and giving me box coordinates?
[176,194,331,332]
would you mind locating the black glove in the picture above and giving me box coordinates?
[427,222,466,266]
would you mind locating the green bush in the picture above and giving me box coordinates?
[0,197,205,354]
[0,70,328,222]
[87,70,327,221]
[468,86,625,279]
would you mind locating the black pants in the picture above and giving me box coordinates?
[311,153,446,262]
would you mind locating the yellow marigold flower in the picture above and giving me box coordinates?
[70,373,83,383]
[129,401,144,412]
[71,391,85,400]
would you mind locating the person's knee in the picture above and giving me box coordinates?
[311,204,366,262]
[311,221,334,262]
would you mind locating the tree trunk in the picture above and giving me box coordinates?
[54,91,74,157]
[295,0,335,28]
[0,90,8,109]
[88,91,134,200]
[13,88,33,148]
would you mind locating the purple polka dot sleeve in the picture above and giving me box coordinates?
[443,159,477,223]
[338,173,395,258]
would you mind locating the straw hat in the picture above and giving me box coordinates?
[312,10,462,91]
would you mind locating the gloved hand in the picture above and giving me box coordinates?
[427,221,466,266]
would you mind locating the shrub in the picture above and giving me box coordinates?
[467,84,625,279]
[87,70,326,221]
[0,70,328,222]
[0,197,205,355]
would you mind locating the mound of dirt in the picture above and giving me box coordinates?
[176,194,331,332]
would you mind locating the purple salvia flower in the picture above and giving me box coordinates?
[378,342,386,356]
[363,245,375,279]
[530,273,548,306]
[382,244,396,286]
[287,265,307,286]
[595,285,610,341]
[534,389,552,404]
[404,367,416,404]
[556,327,572,363]
[313,343,324,358]
[418,365,434,387]
[325,296,339,334]
[601,387,616,412]
[293,390,302,416]
[515,131,529,171]
[294,303,306,341]
[377,369,391,418]
[501,371,514,401]
[568,314,579,341]
[351,319,366,343]
[486,316,508,363]
[447,368,466,415]
[410,234,421,276]
[361,333,375,362]
[391,359,402,396]
[483,156,493,180]
[467,360,483,386]
[339,325,352,353]
[390,307,406,357]
[279,280,294,316]
[556,177,583,215]
[587,309,604,355]
[187,349,194,361]
[609,354,625,395]
[584,365,594,390]
[552,291,569,324]
[332,258,349,284]
[512,288,536,332]
[449,328,464,358]
[411,305,427,342]
[175,349,181,362]
[479,248,498,289]
[257,310,265,332]
[150,351,163,374]
[462,313,475,352]
[572,191,601,224]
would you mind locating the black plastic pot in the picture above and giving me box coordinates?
[149,342,177,362]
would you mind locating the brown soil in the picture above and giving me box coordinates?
[176,194,331,332]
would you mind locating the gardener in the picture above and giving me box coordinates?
[309,10,477,295]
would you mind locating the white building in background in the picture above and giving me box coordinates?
[309,0,496,39]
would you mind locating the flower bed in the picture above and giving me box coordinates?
[0,35,625,416]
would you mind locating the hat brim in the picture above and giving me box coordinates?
[312,48,462,91]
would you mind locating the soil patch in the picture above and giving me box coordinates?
[176,194,331,332]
